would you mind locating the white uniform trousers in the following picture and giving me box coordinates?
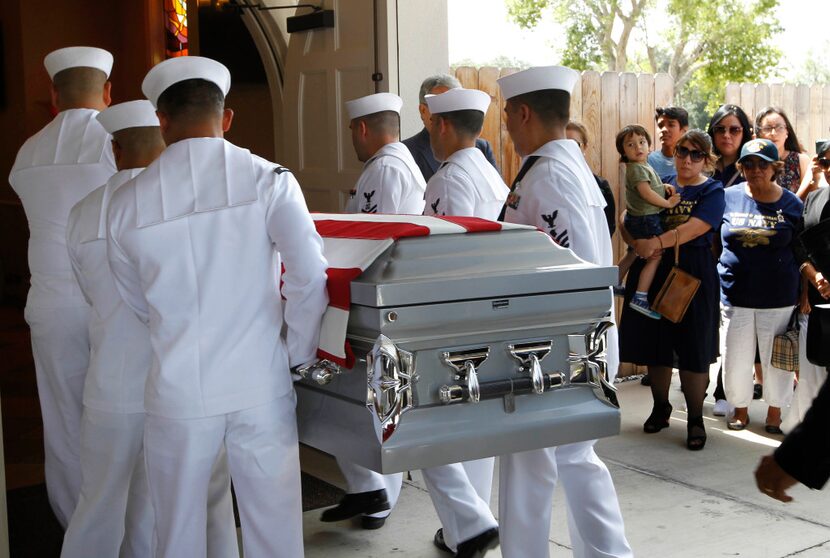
[61,408,152,558]
[144,394,302,558]
[336,459,403,519]
[721,305,796,408]
[499,442,631,558]
[25,304,90,527]
[61,407,239,558]
[422,458,497,552]
[783,314,828,432]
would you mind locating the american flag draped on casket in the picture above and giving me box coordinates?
[295,213,621,473]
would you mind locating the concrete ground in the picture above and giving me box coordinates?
[299,370,830,557]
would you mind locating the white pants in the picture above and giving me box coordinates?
[61,407,238,558]
[499,441,632,558]
[422,458,497,552]
[721,305,796,408]
[61,409,152,558]
[145,394,302,558]
[783,314,828,433]
[336,459,403,519]
[25,304,90,527]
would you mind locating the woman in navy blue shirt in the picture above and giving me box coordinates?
[620,130,725,450]
[719,139,802,433]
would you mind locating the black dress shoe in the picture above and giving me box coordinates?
[455,527,499,558]
[360,515,388,530]
[319,489,390,522]
[433,528,452,553]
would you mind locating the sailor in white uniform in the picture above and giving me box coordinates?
[107,57,328,558]
[497,66,632,558]
[420,87,505,557]
[323,92,426,530]
[423,88,507,220]
[344,93,426,215]
[8,46,117,527]
[63,100,237,558]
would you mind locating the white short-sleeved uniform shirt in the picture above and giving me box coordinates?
[107,138,329,419]
[503,139,611,267]
[348,142,426,215]
[9,109,117,308]
[67,168,149,414]
[424,147,507,220]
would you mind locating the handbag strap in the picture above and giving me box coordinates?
[790,306,800,330]
[673,229,680,266]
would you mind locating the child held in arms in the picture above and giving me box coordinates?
[617,124,680,319]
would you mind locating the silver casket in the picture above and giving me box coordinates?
[296,225,620,473]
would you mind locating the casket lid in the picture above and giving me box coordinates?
[351,228,616,307]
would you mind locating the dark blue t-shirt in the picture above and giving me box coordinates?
[661,176,725,247]
[718,186,803,308]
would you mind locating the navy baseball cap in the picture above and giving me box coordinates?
[738,138,779,163]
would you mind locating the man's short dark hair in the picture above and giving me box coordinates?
[508,89,570,127]
[655,106,689,128]
[52,67,108,105]
[357,110,400,137]
[435,109,484,138]
[157,78,225,122]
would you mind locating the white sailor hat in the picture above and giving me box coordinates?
[497,65,579,100]
[345,92,403,120]
[142,56,231,108]
[44,46,113,80]
[425,88,491,115]
[96,100,159,134]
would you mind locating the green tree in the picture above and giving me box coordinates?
[506,0,782,118]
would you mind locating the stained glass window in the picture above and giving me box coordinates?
[164,0,188,58]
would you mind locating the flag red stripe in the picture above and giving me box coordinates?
[315,219,431,240]
[326,267,362,310]
[437,216,503,232]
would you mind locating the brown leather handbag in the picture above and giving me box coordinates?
[653,230,701,323]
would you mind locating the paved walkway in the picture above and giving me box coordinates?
[300,371,830,557]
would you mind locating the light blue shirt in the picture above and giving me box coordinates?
[647,150,675,179]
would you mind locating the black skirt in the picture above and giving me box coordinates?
[619,244,720,373]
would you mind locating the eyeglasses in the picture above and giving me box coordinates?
[713,125,743,136]
[674,145,706,162]
[757,125,787,135]
[818,158,830,170]
[741,159,771,170]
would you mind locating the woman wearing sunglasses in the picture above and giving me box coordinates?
[619,130,725,450]
[755,107,811,199]
[707,104,753,188]
[719,138,802,434]
[785,140,830,431]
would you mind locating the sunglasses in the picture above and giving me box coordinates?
[674,146,706,162]
[712,125,743,136]
[741,159,771,170]
[819,157,830,170]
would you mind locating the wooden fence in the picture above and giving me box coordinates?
[453,67,675,261]
[725,82,830,153]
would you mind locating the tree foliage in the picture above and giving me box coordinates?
[505,0,782,118]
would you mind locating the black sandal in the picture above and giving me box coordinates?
[687,416,707,451]
[643,402,672,433]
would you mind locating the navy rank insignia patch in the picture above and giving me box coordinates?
[273,165,292,175]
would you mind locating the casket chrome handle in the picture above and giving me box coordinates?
[508,341,552,395]
[297,359,341,385]
[441,347,489,404]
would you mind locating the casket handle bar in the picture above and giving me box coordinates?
[441,348,489,404]
[297,359,341,385]
[508,340,552,394]
[438,373,564,405]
